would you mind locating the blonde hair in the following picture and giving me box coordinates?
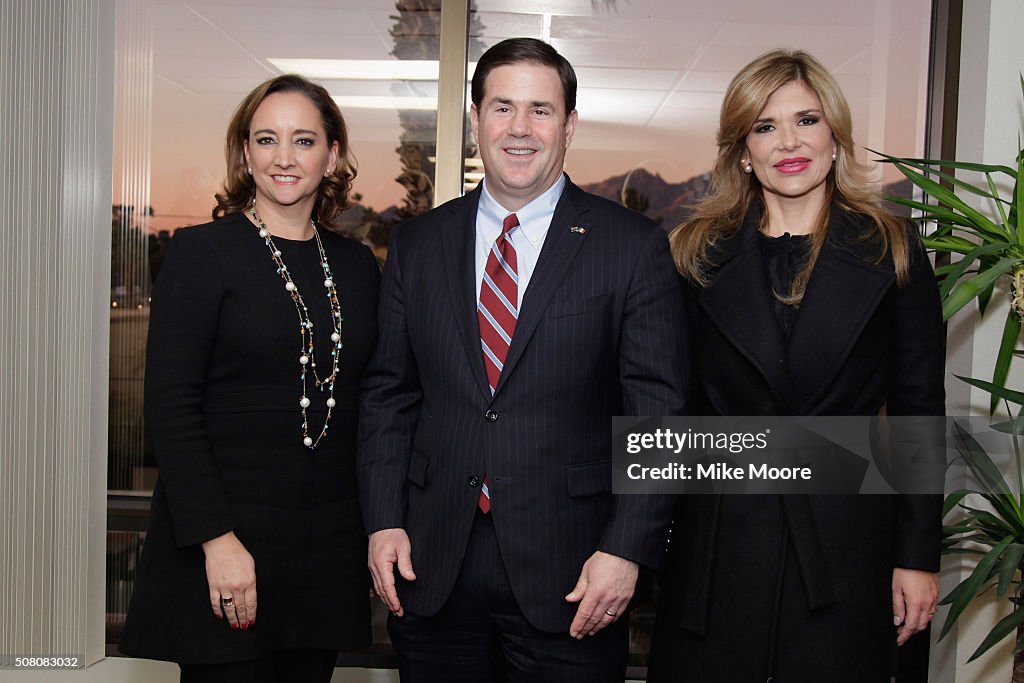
[213,74,356,228]
[671,49,910,302]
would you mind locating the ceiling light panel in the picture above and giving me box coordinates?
[269,58,442,81]
[333,96,437,111]
[318,80,439,97]
[550,15,719,45]
[469,11,545,39]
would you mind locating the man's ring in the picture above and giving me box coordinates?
[221,596,234,606]
[605,609,616,617]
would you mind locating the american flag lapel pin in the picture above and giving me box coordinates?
[569,226,587,235]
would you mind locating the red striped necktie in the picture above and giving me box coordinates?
[476,212,520,513]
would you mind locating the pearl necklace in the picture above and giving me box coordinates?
[250,205,343,449]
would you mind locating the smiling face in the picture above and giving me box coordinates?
[470,62,577,212]
[243,91,339,219]
[743,80,837,211]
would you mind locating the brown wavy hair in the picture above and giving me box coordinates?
[213,74,356,228]
[671,49,910,303]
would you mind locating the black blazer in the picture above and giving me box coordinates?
[357,179,690,633]
[662,201,945,635]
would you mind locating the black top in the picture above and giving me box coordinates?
[120,212,380,663]
[756,230,810,340]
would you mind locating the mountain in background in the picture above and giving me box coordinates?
[580,168,711,231]
[580,168,915,231]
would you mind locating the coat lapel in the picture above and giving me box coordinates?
[698,206,796,411]
[492,181,590,397]
[439,187,492,399]
[786,206,896,412]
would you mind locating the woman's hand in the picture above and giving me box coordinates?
[202,531,257,630]
[892,567,938,645]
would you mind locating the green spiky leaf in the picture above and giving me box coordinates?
[967,604,1024,661]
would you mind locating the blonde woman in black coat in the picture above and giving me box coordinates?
[647,50,944,682]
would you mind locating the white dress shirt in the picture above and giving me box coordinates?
[474,173,566,310]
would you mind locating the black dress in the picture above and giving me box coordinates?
[648,203,944,682]
[120,212,378,664]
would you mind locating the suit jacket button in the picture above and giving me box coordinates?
[468,476,480,488]
[484,409,498,422]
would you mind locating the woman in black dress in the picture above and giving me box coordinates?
[647,50,944,682]
[120,74,379,682]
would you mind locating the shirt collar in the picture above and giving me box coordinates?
[479,173,566,244]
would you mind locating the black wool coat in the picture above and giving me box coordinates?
[649,202,945,683]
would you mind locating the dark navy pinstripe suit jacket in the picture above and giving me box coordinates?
[357,179,689,633]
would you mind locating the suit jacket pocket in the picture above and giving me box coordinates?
[547,293,609,318]
[408,451,429,489]
[566,460,612,497]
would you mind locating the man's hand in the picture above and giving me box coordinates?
[368,528,416,617]
[892,567,939,646]
[564,551,638,639]
[202,531,257,631]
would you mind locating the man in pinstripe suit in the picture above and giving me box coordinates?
[357,37,689,682]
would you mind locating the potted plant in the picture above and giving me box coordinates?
[873,76,1024,678]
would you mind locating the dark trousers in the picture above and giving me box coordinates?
[178,648,337,683]
[388,511,628,683]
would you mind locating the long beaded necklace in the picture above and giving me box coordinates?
[250,204,343,449]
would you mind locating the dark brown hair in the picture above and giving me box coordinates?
[671,49,911,302]
[213,74,356,227]
[471,38,577,114]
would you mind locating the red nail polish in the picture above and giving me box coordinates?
[216,614,223,620]
[241,623,248,631]
[248,620,255,627]
[231,623,238,630]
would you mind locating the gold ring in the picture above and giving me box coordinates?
[221,596,234,606]
[605,609,616,617]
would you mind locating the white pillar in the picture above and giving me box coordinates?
[0,0,115,670]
